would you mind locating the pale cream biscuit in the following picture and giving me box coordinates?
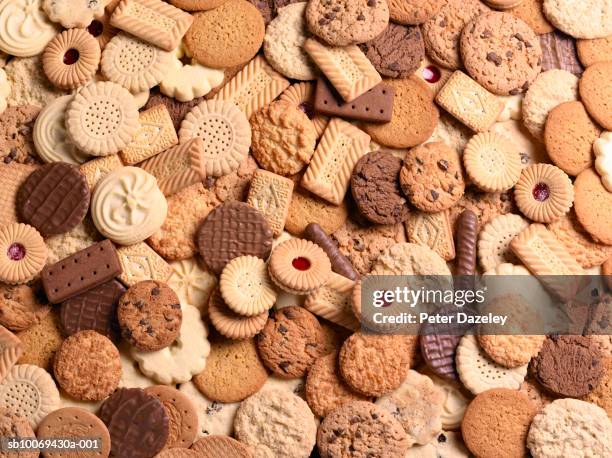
[167,258,217,313]
[0,0,57,57]
[115,242,173,287]
[247,170,294,237]
[593,131,612,192]
[79,154,124,189]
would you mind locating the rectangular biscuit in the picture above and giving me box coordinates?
[435,71,504,132]
[301,118,370,205]
[304,272,359,331]
[110,0,193,51]
[314,78,395,123]
[116,241,172,286]
[304,38,382,103]
[247,170,294,237]
[511,224,584,299]
[120,104,178,165]
[212,56,290,119]
[405,210,455,261]
[139,138,206,197]
[79,155,123,189]
[41,240,122,304]
[0,163,36,224]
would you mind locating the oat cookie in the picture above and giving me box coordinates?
[305,352,368,418]
[179,100,251,178]
[234,389,316,458]
[448,187,515,231]
[400,142,465,213]
[256,306,325,378]
[305,0,389,47]
[456,335,527,395]
[91,167,168,246]
[478,213,529,271]
[376,370,445,446]
[53,331,121,401]
[250,100,316,176]
[118,280,182,352]
[264,2,318,80]
[543,0,612,39]
[340,332,415,397]
[422,0,490,70]
[574,167,612,244]
[66,81,140,156]
[148,183,219,261]
[184,0,265,69]
[388,0,443,25]
[522,69,578,140]
[462,389,537,458]
[460,12,542,95]
[220,256,277,316]
[527,399,612,457]
[193,337,267,403]
[363,76,438,148]
[317,401,409,458]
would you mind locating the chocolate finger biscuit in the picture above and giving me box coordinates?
[304,223,358,281]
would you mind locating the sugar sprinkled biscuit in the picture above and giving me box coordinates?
[542,0,612,39]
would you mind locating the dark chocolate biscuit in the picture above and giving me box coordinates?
[539,30,583,76]
[420,333,461,380]
[314,78,395,123]
[117,280,182,351]
[41,240,122,304]
[531,335,604,398]
[59,279,125,340]
[17,162,90,236]
[197,201,273,275]
[359,22,424,78]
[350,151,410,225]
[454,210,478,277]
[99,388,169,458]
[303,223,358,280]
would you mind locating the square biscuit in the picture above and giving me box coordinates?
[247,170,294,237]
[116,241,173,287]
[301,118,370,205]
[405,210,455,261]
[79,155,124,189]
[436,71,504,132]
[120,104,178,165]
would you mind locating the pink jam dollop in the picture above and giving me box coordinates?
[292,257,311,271]
[422,65,441,84]
[7,243,25,261]
[532,183,550,202]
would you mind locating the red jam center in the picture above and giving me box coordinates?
[87,20,104,37]
[7,243,25,261]
[292,257,311,271]
[422,65,441,83]
[298,102,315,119]
[63,48,80,65]
[532,183,550,202]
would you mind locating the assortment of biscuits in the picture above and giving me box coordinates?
[0,0,611,457]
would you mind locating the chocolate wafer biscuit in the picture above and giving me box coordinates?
[59,279,125,340]
[304,223,358,281]
[197,202,273,275]
[16,163,90,237]
[539,30,583,76]
[99,388,169,458]
[41,240,122,304]
[314,78,395,123]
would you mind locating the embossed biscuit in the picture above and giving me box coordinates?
[304,272,359,331]
[301,118,370,205]
[116,242,172,287]
[110,0,194,51]
[0,163,36,225]
[435,71,504,132]
[303,38,382,102]
[79,155,124,189]
[139,138,206,197]
[119,104,178,165]
[247,170,294,237]
[405,211,455,261]
[212,55,289,119]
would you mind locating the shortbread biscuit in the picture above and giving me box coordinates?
[478,213,529,271]
[303,38,381,102]
[91,167,168,245]
[66,81,140,156]
[101,33,172,93]
[110,0,194,51]
[405,211,455,261]
[139,138,206,197]
[220,256,276,316]
[168,258,216,312]
[179,100,251,178]
[212,55,290,119]
[119,104,178,165]
[247,170,294,237]
[435,71,504,132]
[301,118,370,205]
